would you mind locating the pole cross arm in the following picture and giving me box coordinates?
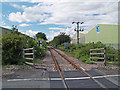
[72,21,84,44]
[80,28,84,31]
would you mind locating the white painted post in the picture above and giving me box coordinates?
[33,47,35,66]
[104,47,106,66]
[90,49,92,62]
[23,49,24,59]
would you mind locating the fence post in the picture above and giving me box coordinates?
[104,47,106,66]
[90,49,92,62]
[23,48,24,59]
[92,42,94,48]
[33,47,35,66]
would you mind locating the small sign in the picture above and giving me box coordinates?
[37,40,42,46]
[97,26,100,33]
[64,42,68,49]
[40,41,42,46]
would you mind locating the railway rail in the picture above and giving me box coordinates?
[48,46,107,89]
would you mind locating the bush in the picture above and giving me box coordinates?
[106,46,118,61]
[74,43,92,58]
[80,55,92,64]
[94,41,105,48]
[2,33,26,65]
[2,33,47,65]
[35,38,47,58]
[25,38,47,58]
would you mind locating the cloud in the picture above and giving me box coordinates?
[22,30,38,37]
[19,23,31,27]
[48,27,65,31]
[47,27,77,41]
[46,30,60,41]
[8,2,118,41]
[9,12,26,23]
[0,21,6,25]
[29,0,119,3]
[0,0,119,2]
[11,4,26,9]
[0,20,11,29]
[9,2,118,27]
[9,3,51,23]
[1,25,11,29]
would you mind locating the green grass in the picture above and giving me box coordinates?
[107,61,120,66]
[34,58,42,63]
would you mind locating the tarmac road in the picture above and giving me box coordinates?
[2,68,119,90]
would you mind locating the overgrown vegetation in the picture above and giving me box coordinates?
[56,42,119,65]
[2,33,26,65]
[2,32,47,65]
[25,38,47,58]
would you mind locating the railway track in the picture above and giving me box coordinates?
[48,46,107,89]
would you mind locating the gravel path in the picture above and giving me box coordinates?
[35,50,57,71]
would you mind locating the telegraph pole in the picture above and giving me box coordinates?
[72,22,84,44]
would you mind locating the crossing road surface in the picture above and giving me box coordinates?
[2,69,119,89]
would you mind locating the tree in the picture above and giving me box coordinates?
[49,32,71,47]
[36,32,47,41]
[12,25,18,32]
[11,25,21,35]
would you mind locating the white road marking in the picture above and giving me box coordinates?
[65,75,120,80]
[50,78,62,80]
[7,78,49,81]
[8,79,31,81]
[7,74,120,82]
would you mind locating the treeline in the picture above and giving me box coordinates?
[48,32,71,47]
[2,31,47,65]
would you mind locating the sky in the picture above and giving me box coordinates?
[0,0,119,41]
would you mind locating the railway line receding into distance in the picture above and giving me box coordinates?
[48,46,107,89]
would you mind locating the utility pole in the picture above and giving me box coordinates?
[12,25,18,32]
[72,22,84,44]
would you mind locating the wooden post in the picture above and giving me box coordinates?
[23,49,24,59]
[104,47,106,66]
[33,47,35,66]
[90,50,92,62]
[92,42,94,48]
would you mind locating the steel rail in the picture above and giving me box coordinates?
[53,48,107,90]
[49,48,69,89]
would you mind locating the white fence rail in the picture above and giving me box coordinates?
[23,47,35,66]
[90,47,106,66]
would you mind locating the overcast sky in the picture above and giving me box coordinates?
[0,0,119,41]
